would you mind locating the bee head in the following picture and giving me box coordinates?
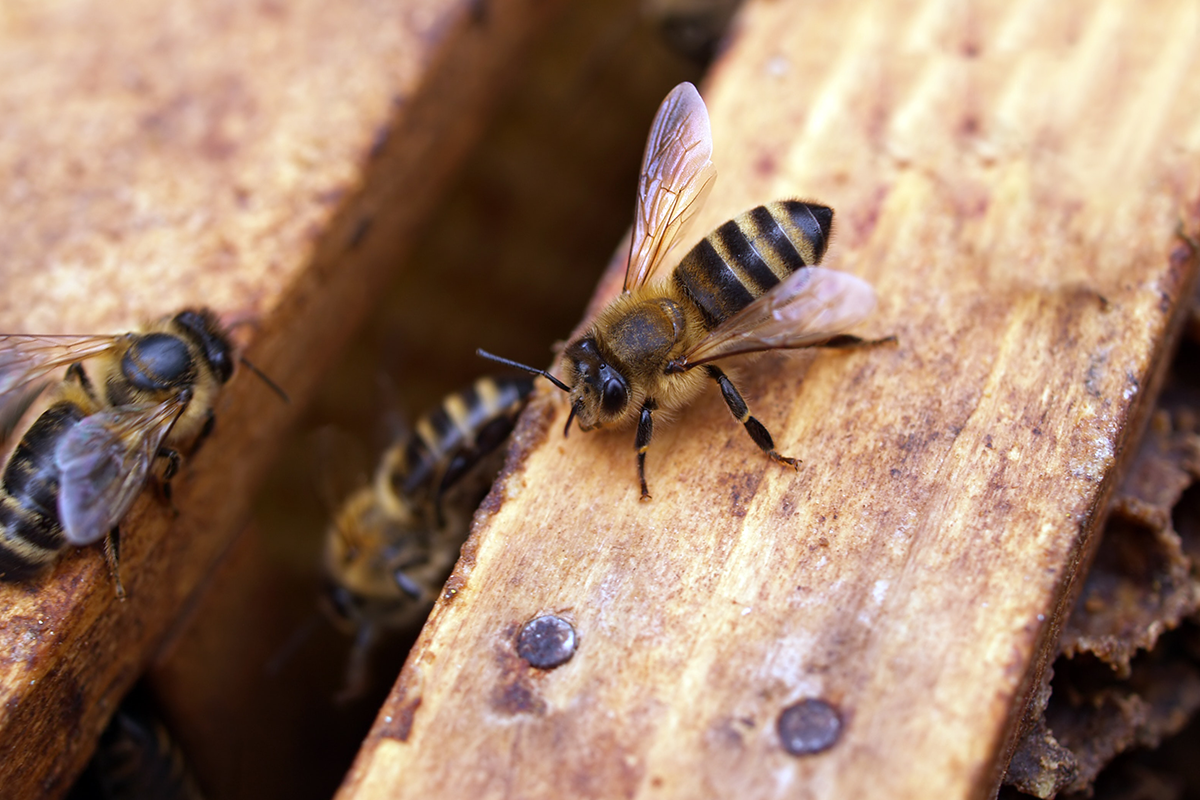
[172,308,235,385]
[562,337,630,433]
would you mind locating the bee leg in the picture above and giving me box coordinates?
[635,398,658,501]
[65,362,101,404]
[818,334,898,349]
[336,623,379,705]
[705,366,799,470]
[103,527,127,600]
[155,448,182,514]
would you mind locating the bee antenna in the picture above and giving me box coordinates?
[475,349,570,394]
[239,356,291,403]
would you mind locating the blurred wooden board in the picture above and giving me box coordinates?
[0,0,562,796]
[337,1,1200,799]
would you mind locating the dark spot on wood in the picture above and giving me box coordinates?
[468,0,488,25]
[316,188,345,205]
[348,216,373,250]
[491,678,547,716]
[378,691,423,741]
[755,152,777,178]
[369,123,391,160]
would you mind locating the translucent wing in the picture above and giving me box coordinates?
[54,397,185,545]
[625,82,717,292]
[0,334,122,435]
[674,267,879,368]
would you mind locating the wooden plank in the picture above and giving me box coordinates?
[0,0,562,796]
[140,4,704,798]
[336,1,1200,799]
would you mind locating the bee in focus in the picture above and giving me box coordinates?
[323,374,533,701]
[481,81,887,499]
[0,308,246,596]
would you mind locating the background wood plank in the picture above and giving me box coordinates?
[0,0,563,795]
[337,1,1200,798]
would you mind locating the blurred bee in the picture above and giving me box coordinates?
[0,309,245,596]
[323,374,533,701]
[481,81,887,499]
[70,684,205,800]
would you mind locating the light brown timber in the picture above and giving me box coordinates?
[337,1,1200,799]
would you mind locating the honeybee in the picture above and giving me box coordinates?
[0,309,245,596]
[480,82,886,499]
[323,374,533,700]
[76,684,206,800]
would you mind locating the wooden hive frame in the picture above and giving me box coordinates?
[335,1,1200,799]
[0,0,1198,798]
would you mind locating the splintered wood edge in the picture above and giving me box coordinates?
[0,0,562,795]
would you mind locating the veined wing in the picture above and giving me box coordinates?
[673,267,878,368]
[625,82,717,292]
[0,334,122,435]
[54,396,186,546]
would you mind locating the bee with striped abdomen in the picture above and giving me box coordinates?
[323,374,533,700]
[0,309,240,596]
[73,684,206,800]
[481,81,886,499]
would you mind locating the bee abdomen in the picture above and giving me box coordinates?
[392,375,534,500]
[673,200,834,330]
[0,402,82,580]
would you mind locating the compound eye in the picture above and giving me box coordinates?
[601,376,628,415]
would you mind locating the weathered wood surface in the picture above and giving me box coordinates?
[0,0,561,796]
[338,1,1200,799]
[142,4,702,798]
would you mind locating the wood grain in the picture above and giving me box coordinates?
[0,0,561,795]
[337,1,1200,798]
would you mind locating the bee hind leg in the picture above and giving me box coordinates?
[103,527,127,599]
[635,398,658,501]
[705,366,799,471]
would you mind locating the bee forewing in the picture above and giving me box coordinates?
[54,400,181,546]
[680,267,879,366]
[0,335,120,426]
[625,82,717,292]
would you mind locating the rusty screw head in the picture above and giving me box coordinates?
[517,615,576,669]
[777,698,842,756]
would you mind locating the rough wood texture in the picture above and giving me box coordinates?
[142,4,701,798]
[338,1,1200,799]
[0,0,560,796]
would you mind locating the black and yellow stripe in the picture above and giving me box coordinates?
[673,200,834,330]
[0,401,87,580]
[392,375,534,501]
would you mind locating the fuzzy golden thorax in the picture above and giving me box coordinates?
[561,287,711,431]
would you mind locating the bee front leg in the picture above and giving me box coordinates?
[155,447,182,514]
[337,623,380,705]
[635,398,658,501]
[705,366,799,471]
[103,527,127,599]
